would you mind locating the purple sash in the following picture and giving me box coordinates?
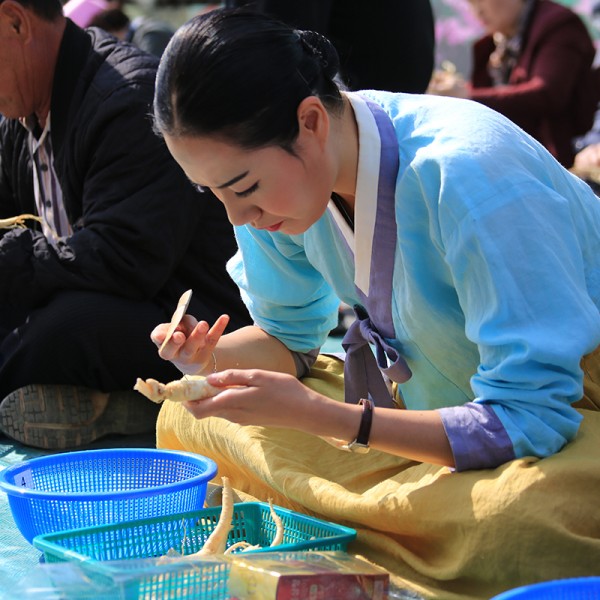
[341,98,411,408]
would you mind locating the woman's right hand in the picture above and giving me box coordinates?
[151,313,230,375]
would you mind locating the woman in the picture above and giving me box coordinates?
[428,0,597,167]
[151,9,600,599]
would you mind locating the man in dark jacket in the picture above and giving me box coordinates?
[0,0,251,449]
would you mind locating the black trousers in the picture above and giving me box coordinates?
[227,0,436,93]
[0,290,184,400]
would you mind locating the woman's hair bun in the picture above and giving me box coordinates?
[298,29,340,80]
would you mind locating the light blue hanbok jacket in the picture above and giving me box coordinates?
[227,90,600,470]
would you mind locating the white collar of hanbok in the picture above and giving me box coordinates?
[328,92,381,296]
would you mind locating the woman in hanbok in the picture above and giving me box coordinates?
[150,9,600,599]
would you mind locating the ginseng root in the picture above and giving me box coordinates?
[193,475,234,556]
[219,499,284,554]
[0,214,43,230]
[165,477,286,557]
[224,541,261,554]
[268,498,284,547]
[133,375,222,404]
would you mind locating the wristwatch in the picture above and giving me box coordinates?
[346,398,374,454]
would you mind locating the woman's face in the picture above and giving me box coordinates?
[468,0,526,36]
[164,127,335,236]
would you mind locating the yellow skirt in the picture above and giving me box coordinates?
[156,355,600,600]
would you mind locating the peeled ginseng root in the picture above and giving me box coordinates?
[133,375,222,404]
[193,477,284,556]
[193,476,235,556]
[164,476,285,557]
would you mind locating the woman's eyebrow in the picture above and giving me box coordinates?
[216,171,250,189]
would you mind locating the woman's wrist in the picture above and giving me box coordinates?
[195,351,218,376]
[306,394,364,441]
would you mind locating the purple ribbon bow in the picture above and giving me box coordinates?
[341,305,412,408]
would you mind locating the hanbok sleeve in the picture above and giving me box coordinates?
[227,224,340,352]
[437,164,600,470]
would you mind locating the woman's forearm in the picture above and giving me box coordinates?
[209,325,297,376]
[369,408,455,467]
[308,397,456,467]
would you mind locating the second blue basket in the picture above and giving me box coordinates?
[491,577,600,600]
[34,501,357,564]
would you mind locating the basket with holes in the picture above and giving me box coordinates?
[0,448,217,543]
[33,500,357,599]
[33,501,357,563]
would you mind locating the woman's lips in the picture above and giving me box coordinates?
[264,221,283,232]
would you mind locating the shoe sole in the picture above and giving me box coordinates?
[0,385,159,450]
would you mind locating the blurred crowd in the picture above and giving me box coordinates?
[427,0,600,187]
[64,0,600,185]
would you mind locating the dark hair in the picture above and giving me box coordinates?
[89,8,130,33]
[154,8,344,151]
[14,0,63,20]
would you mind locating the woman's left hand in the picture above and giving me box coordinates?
[181,368,357,437]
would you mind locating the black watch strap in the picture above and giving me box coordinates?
[347,398,374,454]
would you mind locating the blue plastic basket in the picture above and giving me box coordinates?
[34,501,357,563]
[33,502,356,599]
[0,448,217,543]
[491,577,600,599]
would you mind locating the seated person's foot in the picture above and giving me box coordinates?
[0,385,159,450]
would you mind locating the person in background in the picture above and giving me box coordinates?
[574,129,600,172]
[62,0,108,28]
[0,0,251,450]
[428,0,598,168]
[572,109,600,194]
[149,9,600,598]
[89,7,175,58]
[226,0,435,94]
[569,0,600,191]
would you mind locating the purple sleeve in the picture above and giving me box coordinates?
[438,403,516,471]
